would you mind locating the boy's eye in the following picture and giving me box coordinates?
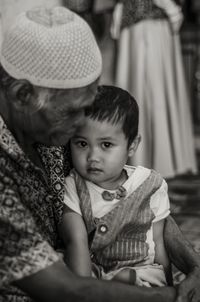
[73,140,87,148]
[102,142,113,148]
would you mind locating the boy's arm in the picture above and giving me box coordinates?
[153,218,173,285]
[60,205,92,277]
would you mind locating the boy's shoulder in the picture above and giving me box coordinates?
[140,165,165,183]
[125,165,165,187]
[125,164,164,178]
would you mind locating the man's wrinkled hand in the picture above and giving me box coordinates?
[176,267,200,302]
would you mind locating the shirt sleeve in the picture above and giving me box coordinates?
[150,179,170,223]
[63,174,82,215]
[0,180,60,287]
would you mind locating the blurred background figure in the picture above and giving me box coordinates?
[0,13,2,47]
[63,0,116,84]
[113,0,197,179]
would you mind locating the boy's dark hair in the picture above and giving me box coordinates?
[85,85,139,146]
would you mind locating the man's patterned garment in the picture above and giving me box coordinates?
[0,115,71,301]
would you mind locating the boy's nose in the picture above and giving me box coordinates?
[87,148,100,162]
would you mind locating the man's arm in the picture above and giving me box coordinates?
[164,215,200,301]
[14,259,176,302]
[61,205,92,277]
[153,219,173,285]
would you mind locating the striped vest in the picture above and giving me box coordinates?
[72,169,163,272]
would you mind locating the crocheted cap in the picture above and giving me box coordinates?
[0,6,102,89]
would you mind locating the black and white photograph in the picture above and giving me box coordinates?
[0,1,200,301]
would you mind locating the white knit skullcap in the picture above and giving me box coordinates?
[0,6,102,89]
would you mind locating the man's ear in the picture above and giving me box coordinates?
[128,134,141,157]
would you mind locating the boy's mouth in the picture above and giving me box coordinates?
[87,167,102,173]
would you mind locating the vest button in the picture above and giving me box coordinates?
[99,224,108,234]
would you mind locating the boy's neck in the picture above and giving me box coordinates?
[95,168,128,191]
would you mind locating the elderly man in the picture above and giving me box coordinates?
[0,6,199,302]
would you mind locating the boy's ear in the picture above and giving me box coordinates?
[128,135,141,157]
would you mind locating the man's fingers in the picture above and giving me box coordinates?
[176,288,200,302]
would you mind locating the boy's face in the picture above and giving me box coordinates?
[70,118,136,189]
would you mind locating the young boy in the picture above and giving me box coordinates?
[61,85,173,287]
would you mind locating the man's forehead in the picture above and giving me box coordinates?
[35,86,94,111]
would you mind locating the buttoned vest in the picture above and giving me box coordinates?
[72,169,163,272]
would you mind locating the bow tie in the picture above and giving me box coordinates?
[102,185,127,201]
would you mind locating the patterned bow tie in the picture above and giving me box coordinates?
[101,185,127,201]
